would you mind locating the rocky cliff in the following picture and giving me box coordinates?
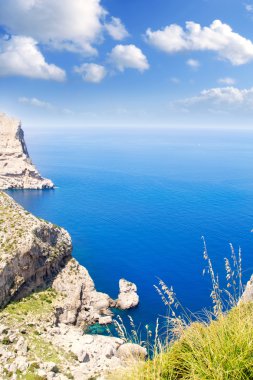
[0,191,114,324]
[0,113,54,189]
[0,192,145,379]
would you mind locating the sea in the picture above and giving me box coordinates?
[7,126,253,334]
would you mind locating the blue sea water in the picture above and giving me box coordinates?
[7,126,253,332]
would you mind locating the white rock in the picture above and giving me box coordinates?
[15,337,28,355]
[0,325,8,335]
[53,258,114,326]
[44,362,58,373]
[71,342,90,363]
[116,343,147,361]
[0,113,54,189]
[15,356,29,371]
[99,316,113,325]
[37,369,47,377]
[116,279,139,310]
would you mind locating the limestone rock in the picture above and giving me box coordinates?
[52,258,114,326]
[116,343,147,361]
[0,112,54,189]
[0,191,71,307]
[116,279,139,310]
[0,193,146,378]
[99,316,113,325]
[51,323,125,377]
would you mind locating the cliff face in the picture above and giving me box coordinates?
[0,113,54,189]
[0,192,114,326]
[0,191,71,307]
[0,192,145,379]
[0,192,144,380]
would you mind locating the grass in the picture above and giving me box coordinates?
[117,303,253,380]
[0,289,76,379]
[1,288,57,322]
[111,241,252,380]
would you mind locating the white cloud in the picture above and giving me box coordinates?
[173,86,253,110]
[105,17,129,40]
[19,97,54,109]
[108,44,149,72]
[0,0,126,55]
[0,36,65,81]
[74,63,107,83]
[186,58,200,69]
[18,96,75,115]
[145,20,253,65]
[218,77,236,85]
[245,4,253,12]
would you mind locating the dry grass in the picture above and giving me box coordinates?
[110,241,252,380]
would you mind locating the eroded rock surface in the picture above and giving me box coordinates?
[0,113,54,189]
[0,192,115,326]
[0,191,71,307]
[53,258,114,326]
[116,279,139,310]
[0,193,145,378]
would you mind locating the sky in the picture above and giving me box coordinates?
[1,0,253,129]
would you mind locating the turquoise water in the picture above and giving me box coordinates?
[7,127,253,331]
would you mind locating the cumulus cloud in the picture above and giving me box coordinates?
[172,86,253,111]
[218,77,236,85]
[74,63,107,83]
[108,44,149,72]
[0,0,127,55]
[145,20,253,65]
[186,58,200,69]
[105,17,129,40]
[19,97,54,109]
[0,36,65,81]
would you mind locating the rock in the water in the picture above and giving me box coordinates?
[0,193,146,379]
[0,113,54,189]
[99,316,113,325]
[116,343,147,361]
[116,279,139,310]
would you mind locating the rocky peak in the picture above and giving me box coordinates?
[0,113,54,189]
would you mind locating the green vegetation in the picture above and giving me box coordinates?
[0,289,75,379]
[112,241,251,380]
[1,288,57,321]
[115,303,253,380]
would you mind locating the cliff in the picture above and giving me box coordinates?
[0,192,145,379]
[0,113,54,189]
[0,191,115,324]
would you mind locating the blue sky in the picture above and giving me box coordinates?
[1,0,253,128]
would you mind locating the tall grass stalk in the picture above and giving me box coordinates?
[110,240,249,380]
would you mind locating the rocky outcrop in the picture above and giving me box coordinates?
[116,343,147,361]
[0,113,54,189]
[0,309,146,379]
[0,191,71,307]
[52,258,114,327]
[0,192,145,378]
[0,191,115,326]
[116,279,139,310]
